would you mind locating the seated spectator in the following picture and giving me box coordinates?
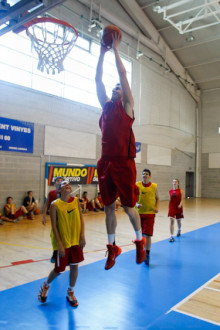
[82,191,98,213]
[76,193,87,213]
[0,212,11,225]
[95,192,104,211]
[4,196,28,222]
[23,191,37,220]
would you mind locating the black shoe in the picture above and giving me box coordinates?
[144,255,150,266]
[177,231,181,237]
[169,237,175,242]
[50,251,56,263]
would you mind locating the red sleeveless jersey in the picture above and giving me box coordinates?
[99,100,136,159]
[169,188,182,212]
[47,190,58,211]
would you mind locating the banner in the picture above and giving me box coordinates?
[135,142,141,163]
[47,164,98,186]
[0,117,34,153]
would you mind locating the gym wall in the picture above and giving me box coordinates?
[0,1,198,210]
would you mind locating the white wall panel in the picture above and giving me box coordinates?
[209,153,220,168]
[44,126,96,159]
[147,145,171,166]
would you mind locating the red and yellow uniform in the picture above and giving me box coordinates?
[51,197,84,272]
[136,182,157,236]
[4,203,23,219]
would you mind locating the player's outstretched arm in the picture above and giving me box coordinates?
[154,188,160,213]
[112,33,134,118]
[77,199,86,249]
[178,189,184,208]
[95,45,110,108]
[42,194,49,225]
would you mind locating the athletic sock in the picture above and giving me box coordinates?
[108,234,115,245]
[68,286,74,292]
[135,229,142,241]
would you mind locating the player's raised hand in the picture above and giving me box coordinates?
[112,32,121,50]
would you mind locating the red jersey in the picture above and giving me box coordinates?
[97,196,103,203]
[169,188,183,212]
[99,100,136,159]
[47,190,59,212]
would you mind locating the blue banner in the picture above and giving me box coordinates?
[135,142,141,153]
[0,117,34,153]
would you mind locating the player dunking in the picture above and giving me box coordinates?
[95,33,146,270]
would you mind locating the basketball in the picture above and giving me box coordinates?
[101,25,122,49]
[34,208,41,215]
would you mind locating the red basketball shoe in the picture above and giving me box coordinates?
[38,281,50,303]
[105,244,122,270]
[134,237,146,264]
[66,289,78,307]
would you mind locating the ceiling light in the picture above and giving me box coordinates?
[136,50,143,60]
[185,32,195,42]
[152,0,162,13]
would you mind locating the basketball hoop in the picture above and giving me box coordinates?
[24,17,78,74]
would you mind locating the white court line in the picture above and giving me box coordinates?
[167,272,220,313]
[205,286,220,293]
[173,309,220,327]
[165,273,220,326]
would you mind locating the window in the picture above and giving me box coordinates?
[0,30,132,109]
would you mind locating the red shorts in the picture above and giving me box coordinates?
[8,208,23,219]
[168,208,184,219]
[97,158,138,207]
[140,214,155,236]
[54,245,84,273]
[86,201,93,211]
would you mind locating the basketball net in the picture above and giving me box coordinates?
[25,17,78,74]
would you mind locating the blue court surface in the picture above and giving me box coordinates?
[1,222,220,330]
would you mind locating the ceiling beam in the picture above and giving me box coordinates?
[77,0,161,55]
[0,0,66,36]
[195,75,220,83]
[117,0,200,103]
[184,58,220,69]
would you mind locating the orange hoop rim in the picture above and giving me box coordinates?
[24,16,78,40]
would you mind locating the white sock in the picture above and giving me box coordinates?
[69,286,74,292]
[108,234,115,245]
[135,229,142,241]
[44,281,50,287]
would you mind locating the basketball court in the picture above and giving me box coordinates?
[0,200,220,329]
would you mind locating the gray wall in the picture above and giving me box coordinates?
[0,1,198,211]
[201,90,220,198]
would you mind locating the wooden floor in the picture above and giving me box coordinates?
[0,198,219,292]
[177,275,220,324]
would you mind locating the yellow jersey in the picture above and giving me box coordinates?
[51,197,81,251]
[136,182,157,214]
